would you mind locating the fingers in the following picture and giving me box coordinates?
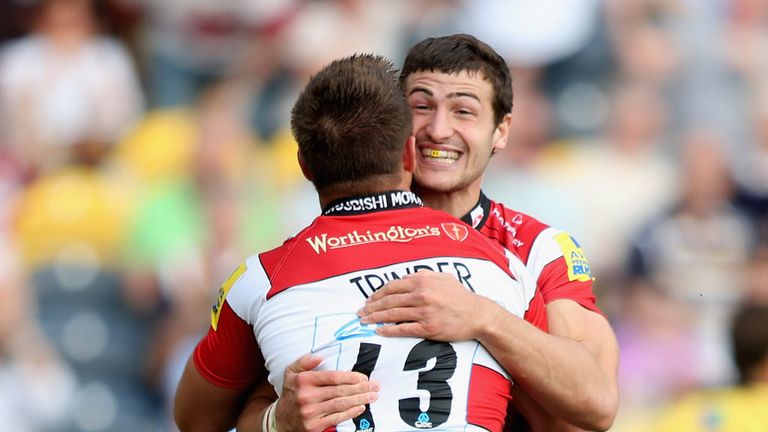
[286,354,324,374]
[366,269,452,304]
[401,269,439,279]
[289,378,380,430]
[359,306,422,325]
[295,370,371,388]
[312,404,367,431]
[360,292,416,314]
[365,279,413,303]
[306,385,379,418]
[375,321,426,338]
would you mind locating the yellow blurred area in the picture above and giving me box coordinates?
[113,108,303,189]
[261,127,304,189]
[114,109,197,183]
[13,166,134,269]
[619,385,768,432]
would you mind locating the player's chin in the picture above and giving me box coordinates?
[415,179,461,194]
[413,171,462,192]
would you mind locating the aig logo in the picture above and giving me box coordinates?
[440,223,468,242]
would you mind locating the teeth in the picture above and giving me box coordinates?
[421,148,460,163]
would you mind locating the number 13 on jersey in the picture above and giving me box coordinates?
[312,313,487,431]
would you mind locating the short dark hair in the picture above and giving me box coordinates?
[291,54,412,191]
[731,303,768,384]
[400,33,513,126]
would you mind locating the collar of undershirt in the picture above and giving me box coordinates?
[322,190,423,216]
[460,191,491,230]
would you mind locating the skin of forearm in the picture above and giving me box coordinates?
[236,396,273,432]
[475,298,615,431]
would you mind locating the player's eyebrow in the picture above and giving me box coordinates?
[448,91,480,103]
[408,86,480,103]
[408,87,433,97]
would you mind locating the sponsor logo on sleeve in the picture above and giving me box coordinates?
[211,263,247,330]
[440,222,469,242]
[554,232,593,282]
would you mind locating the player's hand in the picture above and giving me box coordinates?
[357,270,498,341]
[276,355,380,431]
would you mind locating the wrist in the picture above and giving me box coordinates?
[262,400,279,432]
[474,296,505,344]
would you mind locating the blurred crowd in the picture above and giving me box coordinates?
[1,0,767,430]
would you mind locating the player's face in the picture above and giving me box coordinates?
[405,70,509,194]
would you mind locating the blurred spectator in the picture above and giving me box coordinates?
[135,0,299,109]
[0,0,40,43]
[114,81,292,427]
[604,0,681,86]
[457,0,600,68]
[11,138,164,430]
[626,130,755,399]
[732,93,768,228]
[744,236,768,305]
[255,0,410,139]
[570,83,677,284]
[0,137,76,432]
[0,0,143,179]
[484,88,584,235]
[0,261,76,432]
[501,83,676,286]
[723,0,768,92]
[647,302,768,431]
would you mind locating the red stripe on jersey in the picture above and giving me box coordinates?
[538,258,601,315]
[262,208,514,299]
[467,364,511,430]
[524,286,548,332]
[194,300,264,388]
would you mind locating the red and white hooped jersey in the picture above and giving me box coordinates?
[461,192,601,315]
[194,191,547,432]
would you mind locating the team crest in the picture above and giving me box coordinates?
[441,222,469,241]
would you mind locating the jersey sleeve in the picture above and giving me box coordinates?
[504,249,548,331]
[193,260,269,389]
[527,229,603,315]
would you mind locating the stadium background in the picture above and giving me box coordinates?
[1,0,767,430]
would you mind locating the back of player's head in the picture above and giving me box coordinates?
[731,303,768,384]
[400,33,513,126]
[291,54,412,191]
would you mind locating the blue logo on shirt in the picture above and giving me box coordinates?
[334,317,379,340]
[415,412,432,428]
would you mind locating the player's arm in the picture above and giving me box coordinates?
[175,261,270,431]
[358,270,616,431]
[540,298,619,431]
[175,357,252,431]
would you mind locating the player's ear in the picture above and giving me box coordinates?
[403,135,416,173]
[492,113,512,154]
[297,150,314,181]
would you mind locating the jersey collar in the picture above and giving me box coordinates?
[322,190,423,216]
[460,191,491,230]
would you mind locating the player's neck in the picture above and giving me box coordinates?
[414,185,481,219]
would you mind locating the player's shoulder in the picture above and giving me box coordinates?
[489,199,551,232]
[485,197,593,267]
[257,216,324,273]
